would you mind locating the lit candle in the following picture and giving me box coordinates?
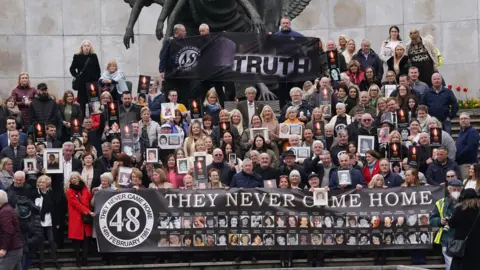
[411,147,417,160]
[36,124,43,136]
[192,100,198,113]
[315,122,321,135]
[433,129,439,142]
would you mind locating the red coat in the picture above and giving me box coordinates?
[362,161,381,185]
[346,71,365,86]
[90,114,101,129]
[66,186,93,240]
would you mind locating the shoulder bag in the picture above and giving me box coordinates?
[446,208,480,258]
[76,191,93,224]
[72,57,91,91]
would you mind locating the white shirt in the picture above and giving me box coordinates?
[34,192,52,227]
[7,131,10,146]
[247,101,255,127]
[464,179,477,190]
[63,159,73,186]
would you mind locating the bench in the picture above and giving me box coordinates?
[224,100,281,118]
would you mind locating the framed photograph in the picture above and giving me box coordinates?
[430,128,442,147]
[321,105,332,118]
[197,179,208,189]
[337,170,352,186]
[228,153,237,165]
[279,123,291,139]
[118,166,133,187]
[289,124,302,136]
[24,159,37,175]
[161,103,175,119]
[287,147,310,162]
[177,158,189,174]
[250,128,269,141]
[313,188,328,206]
[384,84,396,97]
[146,148,158,163]
[358,135,375,157]
[43,149,63,174]
[263,179,277,188]
[89,101,102,115]
[158,134,182,150]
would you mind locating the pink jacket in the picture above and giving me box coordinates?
[11,87,37,126]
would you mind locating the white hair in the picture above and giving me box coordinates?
[14,170,25,179]
[289,170,300,178]
[245,86,257,95]
[63,141,74,149]
[336,103,346,109]
[312,140,324,149]
[100,172,114,184]
[199,23,209,30]
[0,190,7,205]
[289,87,302,96]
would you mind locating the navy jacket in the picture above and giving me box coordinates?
[0,132,28,149]
[456,126,480,165]
[279,100,312,123]
[147,93,165,123]
[329,168,366,190]
[383,172,404,187]
[426,159,462,186]
[207,162,236,186]
[421,88,459,122]
[351,49,383,81]
[230,171,263,188]
[273,30,304,38]
[158,37,173,73]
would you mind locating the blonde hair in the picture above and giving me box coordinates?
[0,158,12,170]
[260,105,278,124]
[17,72,32,88]
[140,106,151,116]
[106,60,118,72]
[285,106,298,119]
[203,88,222,108]
[289,87,302,97]
[131,168,143,185]
[37,175,52,188]
[311,107,323,121]
[76,40,95,55]
[67,172,85,190]
[229,109,244,135]
[368,175,385,189]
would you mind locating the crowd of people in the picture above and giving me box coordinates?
[0,18,480,270]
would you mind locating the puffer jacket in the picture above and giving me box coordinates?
[19,212,43,257]
[29,94,58,127]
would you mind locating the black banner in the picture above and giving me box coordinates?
[94,187,443,252]
[165,32,320,83]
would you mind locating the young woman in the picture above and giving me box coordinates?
[337,83,357,113]
[164,154,185,188]
[207,168,224,189]
[149,168,173,189]
[401,169,422,187]
[464,164,480,192]
[407,119,422,146]
[98,60,128,102]
[5,96,24,131]
[10,72,37,126]
[222,142,243,172]
[201,115,214,136]
[338,35,348,53]
[407,96,419,119]
[184,121,206,157]
[204,136,214,155]
[74,131,97,160]
[203,89,222,126]
[342,39,356,64]
[368,84,381,108]
[396,84,413,108]
[346,60,364,86]
[172,109,188,138]
[380,25,403,75]
[91,91,113,130]
[230,109,244,138]
[359,67,381,92]
[260,105,280,142]
[80,153,95,190]
[111,138,121,154]
[34,175,58,269]
[387,44,410,80]
[65,172,94,267]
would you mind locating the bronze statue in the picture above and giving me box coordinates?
[123,0,311,49]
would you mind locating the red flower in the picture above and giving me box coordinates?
[448,84,452,89]
[58,99,63,103]
[456,86,461,92]
[74,97,78,102]
[464,88,468,93]
[134,96,137,101]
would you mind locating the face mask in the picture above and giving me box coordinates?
[451,191,461,200]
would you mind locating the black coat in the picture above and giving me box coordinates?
[387,55,411,80]
[58,103,83,141]
[0,145,27,172]
[19,213,43,258]
[450,205,480,270]
[29,96,58,127]
[207,162,236,186]
[69,53,101,110]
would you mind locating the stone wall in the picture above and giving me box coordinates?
[0,0,479,99]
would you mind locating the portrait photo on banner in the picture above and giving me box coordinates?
[44,148,63,174]
[313,188,328,206]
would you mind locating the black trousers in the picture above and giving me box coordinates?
[73,234,90,266]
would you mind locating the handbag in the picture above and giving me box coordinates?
[76,192,93,225]
[72,57,91,90]
[446,209,480,258]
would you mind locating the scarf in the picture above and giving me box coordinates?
[206,103,220,112]
[101,70,128,93]
[367,161,376,174]
[38,189,54,222]
[69,180,85,192]
[7,106,20,115]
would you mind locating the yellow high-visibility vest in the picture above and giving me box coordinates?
[434,198,445,244]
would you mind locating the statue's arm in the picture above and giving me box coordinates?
[162,0,187,39]
[155,0,178,40]
[126,0,147,31]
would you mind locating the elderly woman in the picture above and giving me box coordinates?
[149,168,173,189]
[0,158,14,189]
[33,175,58,268]
[65,172,94,267]
[183,121,206,157]
[10,72,37,126]
[346,60,364,86]
[279,87,312,124]
[207,168,224,189]
[98,60,128,102]
[289,170,302,190]
[138,107,160,146]
[401,168,422,187]
[329,103,353,133]
[426,117,456,160]
[92,172,116,194]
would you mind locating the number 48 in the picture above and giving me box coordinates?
[109,207,141,233]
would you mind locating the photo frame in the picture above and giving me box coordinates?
[146,148,158,163]
[289,124,303,136]
[158,134,183,150]
[228,153,237,165]
[161,103,175,120]
[177,158,189,174]
[43,148,63,174]
[337,170,352,186]
[24,159,37,175]
[430,128,442,147]
[313,188,328,206]
[197,179,208,189]
[384,84,396,97]
[250,128,269,141]
[263,179,277,188]
[137,75,151,95]
[287,147,310,162]
[358,135,375,157]
[279,123,291,139]
[118,166,133,187]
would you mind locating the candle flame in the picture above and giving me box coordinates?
[125,125,129,133]
[73,119,78,126]
[192,100,197,108]
[110,103,115,110]
[315,122,320,129]
[433,129,438,136]
[196,161,202,169]
[323,89,327,96]
[36,124,41,131]
[142,76,146,84]
[412,147,416,155]
[90,84,94,91]
[399,110,404,117]
[392,144,397,151]
[329,51,334,59]
[222,123,226,130]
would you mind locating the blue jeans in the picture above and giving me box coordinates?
[442,119,452,134]
[442,246,452,270]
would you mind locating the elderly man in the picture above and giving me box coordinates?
[280,87,312,123]
[7,171,34,204]
[0,189,23,270]
[309,77,338,114]
[159,24,186,82]
[0,130,27,173]
[329,103,353,136]
[430,179,463,270]
[330,130,349,166]
[319,151,336,188]
[206,149,236,186]
[303,140,325,176]
[352,113,377,146]
[379,159,403,187]
[349,91,376,117]
[406,29,438,86]
[255,153,279,182]
[326,40,347,73]
[278,150,308,187]
[455,112,480,178]
[236,87,264,128]
[421,73,458,133]
[229,159,263,188]
[426,147,461,186]
[329,154,366,190]
[352,40,383,80]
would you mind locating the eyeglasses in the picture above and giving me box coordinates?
[214,154,223,157]
[362,119,372,122]
[446,175,456,178]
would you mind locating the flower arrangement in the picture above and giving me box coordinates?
[449,85,480,109]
